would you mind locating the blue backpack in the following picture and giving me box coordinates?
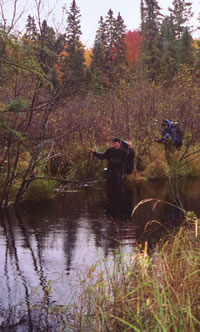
[171,121,183,147]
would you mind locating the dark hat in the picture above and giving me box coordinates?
[113,137,121,143]
[161,119,169,126]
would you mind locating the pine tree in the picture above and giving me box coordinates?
[194,14,200,69]
[113,13,127,66]
[140,0,145,33]
[168,0,193,39]
[104,9,115,58]
[91,16,106,71]
[90,16,107,92]
[61,0,85,95]
[110,12,127,83]
[178,27,194,66]
[25,15,38,40]
[140,0,163,80]
[36,20,59,86]
[91,9,127,90]
[158,16,179,82]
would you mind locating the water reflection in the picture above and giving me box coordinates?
[105,181,134,219]
[0,177,200,330]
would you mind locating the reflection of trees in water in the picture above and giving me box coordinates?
[88,182,138,255]
[0,178,199,329]
[0,206,66,330]
[63,220,77,274]
[0,208,33,330]
[105,181,134,219]
[15,206,53,328]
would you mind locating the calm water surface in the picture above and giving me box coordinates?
[0,177,200,330]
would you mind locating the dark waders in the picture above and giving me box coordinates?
[106,168,124,217]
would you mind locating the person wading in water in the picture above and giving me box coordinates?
[90,137,127,186]
[90,138,127,216]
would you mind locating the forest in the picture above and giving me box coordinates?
[1,0,200,207]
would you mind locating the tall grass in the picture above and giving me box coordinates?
[65,214,200,331]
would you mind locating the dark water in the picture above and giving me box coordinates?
[0,177,200,331]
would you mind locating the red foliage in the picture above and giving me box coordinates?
[125,30,141,66]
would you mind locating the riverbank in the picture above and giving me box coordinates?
[0,178,199,330]
[59,215,200,331]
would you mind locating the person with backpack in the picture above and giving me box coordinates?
[121,140,135,175]
[90,137,127,187]
[154,119,182,148]
[155,119,182,164]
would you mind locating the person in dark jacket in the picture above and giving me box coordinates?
[90,137,127,186]
[91,138,128,217]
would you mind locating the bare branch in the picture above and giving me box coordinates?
[0,0,29,33]
[0,0,7,29]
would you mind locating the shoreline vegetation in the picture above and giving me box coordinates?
[1,0,200,208]
[33,213,199,331]
[20,141,200,202]
[1,141,200,204]
[18,148,200,331]
[1,1,200,329]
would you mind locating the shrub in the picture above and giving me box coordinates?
[24,179,57,201]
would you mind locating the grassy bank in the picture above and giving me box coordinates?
[60,142,200,183]
[1,138,200,205]
[57,214,200,331]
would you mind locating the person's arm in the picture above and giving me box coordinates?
[155,130,170,143]
[156,137,163,143]
[90,148,109,160]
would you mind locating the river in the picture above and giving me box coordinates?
[0,176,200,331]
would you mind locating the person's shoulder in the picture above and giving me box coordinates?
[120,147,128,155]
[104,147,113,154]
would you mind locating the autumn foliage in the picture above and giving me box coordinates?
[125,30,141,67]
[1,0,200,207]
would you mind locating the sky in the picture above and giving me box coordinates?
[2,0,200,48]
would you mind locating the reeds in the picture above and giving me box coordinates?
[67,215,200,331]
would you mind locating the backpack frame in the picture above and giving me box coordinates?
[171,121,183,147]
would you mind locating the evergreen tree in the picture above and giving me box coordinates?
[194,14,200,69]
[61,0,85,95]
[140,0,163,80]
[90,16,107,92]
[37,20,59,87]
[0,25,9,85]
[25,15,38,40]
[158,16,179,82]
[91,16,106,71]
[168,0,193,39]
[91,9,127,90]
[104,9,115,59]
[178,27,194,66]
[140,0,145,33]
[110,12,127,83]
[113,13,127,66]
